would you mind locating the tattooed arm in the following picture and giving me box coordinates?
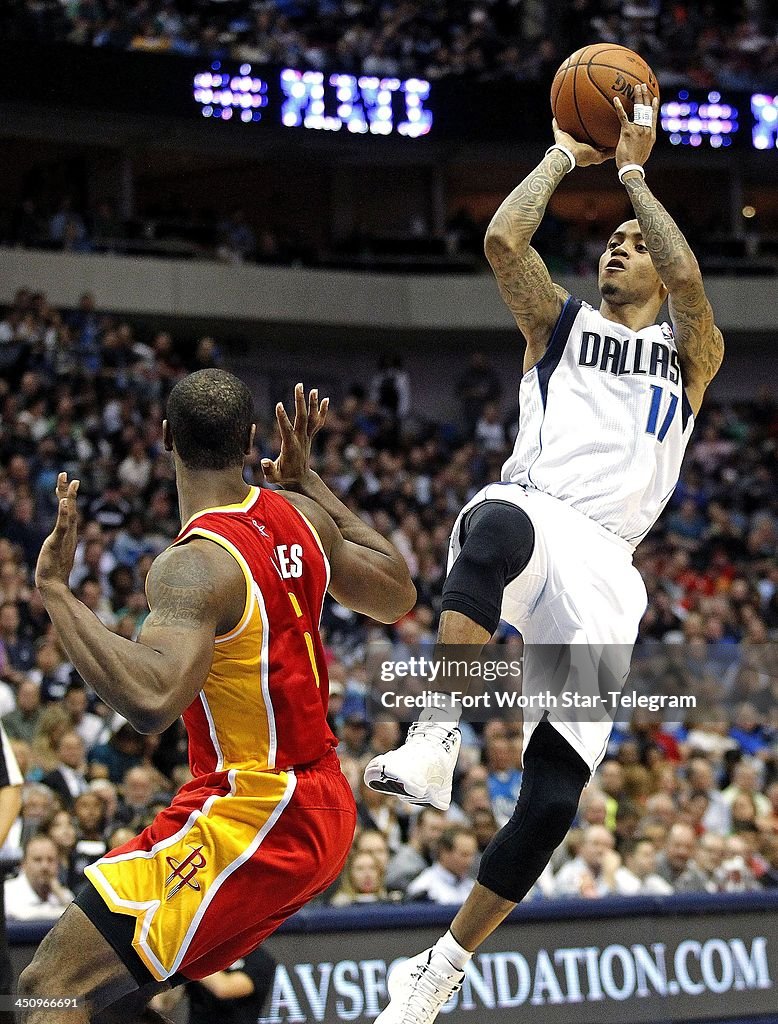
[39,540,241,733]
[484,125,613,369]
[484,150,570,366]
[623,175,723,414]
[614,87,723,415]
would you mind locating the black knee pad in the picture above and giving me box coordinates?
[441,499,535,635]
[477,722,589,903]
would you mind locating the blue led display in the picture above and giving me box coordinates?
[660,91,738,148]
[752,94,778,150]
[192,70,775,149]
[193,67,269,120]
[193,65,432,137]
[280,70,432,136]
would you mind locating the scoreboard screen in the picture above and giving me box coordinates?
[192,63,433,138]
[2,43,776,152]
[660,91,738,149]
[751,94,778,150]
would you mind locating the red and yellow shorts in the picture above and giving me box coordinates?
[80,751,355,982]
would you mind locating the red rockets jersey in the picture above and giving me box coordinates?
[171,486,337,775]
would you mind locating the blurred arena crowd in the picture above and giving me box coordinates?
[6,0,778,89]
[0,287,776,920]
[4,191,760,281]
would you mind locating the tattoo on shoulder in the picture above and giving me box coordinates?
[147,550,215,629]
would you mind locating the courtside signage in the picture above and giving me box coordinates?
[259,912,775,1023]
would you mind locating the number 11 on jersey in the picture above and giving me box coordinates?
[645,385,678,443]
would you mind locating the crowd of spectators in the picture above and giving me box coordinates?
[3,196,320,269]
[0,286,776,920]
[3,191,491,272]
[6,189,771,280]
[6,0,778,90]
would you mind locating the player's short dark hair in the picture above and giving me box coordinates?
[166,369,253,470]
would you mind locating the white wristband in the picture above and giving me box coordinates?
[545,144,576,172]
[618,164,646,183]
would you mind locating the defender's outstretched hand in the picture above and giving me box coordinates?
[614,83,658,169]
[262,382,329,486]
[36,472,80,590]
[552,119,616,167]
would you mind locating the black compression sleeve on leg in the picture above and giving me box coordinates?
[441,500,535,635]
[477,722,590,903]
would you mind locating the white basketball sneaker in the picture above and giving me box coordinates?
[376,948,464,1024]
[363,721,461,810]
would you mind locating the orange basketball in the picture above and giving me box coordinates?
[551,43,660,150]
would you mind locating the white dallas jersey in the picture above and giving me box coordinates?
[502,298,695,548]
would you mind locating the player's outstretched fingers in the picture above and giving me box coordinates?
[307,387,319,433]
[293,382,308,437]
[53,476,79,535]
[613,97,630,127]
[275,400,294,443]
[631,84,652,129]
[307,387,329,438]
[52,496,69,539]
[308,393,329,438]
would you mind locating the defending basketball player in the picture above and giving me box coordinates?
[23,371,415,1023]
[365,85,724,1022]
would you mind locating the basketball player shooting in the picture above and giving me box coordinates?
[365,85,724,1023]
[24,371,415,1023]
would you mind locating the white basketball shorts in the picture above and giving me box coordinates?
[448,482,648,774]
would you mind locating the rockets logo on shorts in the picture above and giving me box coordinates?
[165,844,208,901]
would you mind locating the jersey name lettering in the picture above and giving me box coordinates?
[274,544,303,579]
[502,299,694,545]
[578,332,680,383]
